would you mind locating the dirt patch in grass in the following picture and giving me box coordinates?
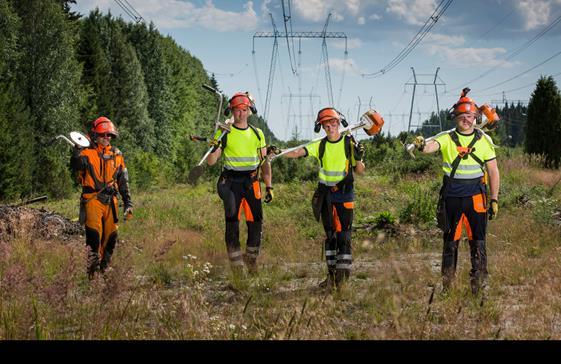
[0,206,82,243]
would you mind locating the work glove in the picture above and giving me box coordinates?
[267,145,281,156]
[413,136,426,151]
[208,138,221,152]
[124,204,133,221]
[354,142,365,161]
[264,186,274,204]
[488,199,498,220]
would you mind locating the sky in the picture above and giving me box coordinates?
[71,0,561,141]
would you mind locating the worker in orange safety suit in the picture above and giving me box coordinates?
[71,116,133,279]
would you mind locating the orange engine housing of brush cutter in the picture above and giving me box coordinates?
[361,110,385,136]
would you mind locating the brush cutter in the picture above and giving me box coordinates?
[268,109,384,161]
[188,84,229,185]
[404,107,500,158]
[53,131,90,148]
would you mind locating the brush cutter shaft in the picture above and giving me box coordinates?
[196,129,228,166]
[404,126,498,158]
[202,84,219,94]
[270,119,369,161]
[55,135,76,147]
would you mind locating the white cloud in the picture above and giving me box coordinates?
[369,13,382,20]
[261,0,272,20]
[331,11,345,22]
[346,0,361,16]
[332,38,363,50]
[292,0,331,22]
[358,16,366,25]
[427,45,509,68]
[426,33,465,46]
[128,0,259,32]
[328,58,362,75]
[516,0,551,30]
[386,0,437,26]
[292,0,369,23]
[301,57,361,75]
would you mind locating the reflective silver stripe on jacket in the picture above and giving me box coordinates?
[226,157,260,162]
[224,165,259,171]
[442,162,483,170]
[319,179,339,186]
[444,171,484,179]
[320,169,346,177]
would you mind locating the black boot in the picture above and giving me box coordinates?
[87,250,100,280]
[318,270,337,292]
[441,240,458,292]
[335,269,350,288]
[243,253,258,275]
[469,240,488,295]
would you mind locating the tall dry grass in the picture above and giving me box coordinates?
[1,149,560,339]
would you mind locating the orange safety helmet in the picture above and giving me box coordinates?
[314,107,348,132]
[224,92,257,115]
[91,116,118,138]
[451,88,480,117]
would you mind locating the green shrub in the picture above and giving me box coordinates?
[375,211,396,227]
[399,186,436,225]
[128,150,161,190]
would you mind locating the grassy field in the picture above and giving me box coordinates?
[1,149,561,339]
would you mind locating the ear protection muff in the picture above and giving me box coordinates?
[314,107,348,133]
[314,121,322,133]
[224,92,257,116]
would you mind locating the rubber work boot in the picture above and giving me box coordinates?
[442,270,454,293]
[318,271,337,292]
[470,278,480,295]
[87,250,100,280]
[335,269,349,288]
[243,253,258,275]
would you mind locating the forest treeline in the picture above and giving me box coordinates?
[0,0,276,201]
[1,0,560,202]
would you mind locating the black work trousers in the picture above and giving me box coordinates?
[320,200,354,280]
[441,193,488,288]
[218,173,263,267]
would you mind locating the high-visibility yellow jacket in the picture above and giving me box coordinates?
[306,135,357,187]
[217,125,266,172]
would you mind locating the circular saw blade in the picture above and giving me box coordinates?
[70,131,90,148]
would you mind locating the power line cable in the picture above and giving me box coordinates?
[476,8,515,40]
[288,0,298,72]
[281,0,298,75]
[361,0,453,78]
[450,12,561,93]
[477,71,561,97]
[479,49,561,91]
[114,0,144,23]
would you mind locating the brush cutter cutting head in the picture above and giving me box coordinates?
[70,131,90,148]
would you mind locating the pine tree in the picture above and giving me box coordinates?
[0,0,34,201]
[108,19,154,153]
[11,0,84,198]
[526,76,561,168]
[78,12,153,154]
[125,21,175,159]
